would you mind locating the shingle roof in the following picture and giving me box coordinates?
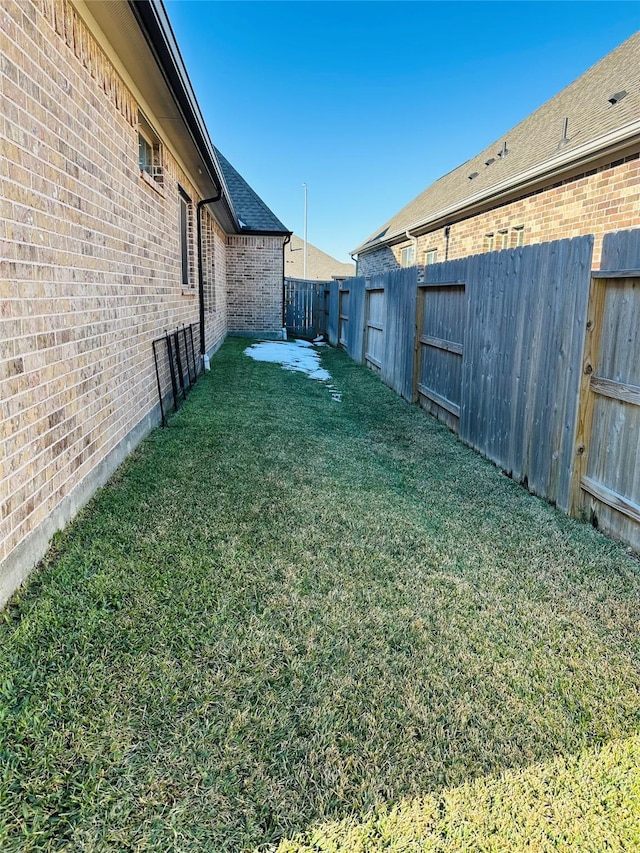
[213,148,290,234]
[284,235,355,280]
[354,32,640,255]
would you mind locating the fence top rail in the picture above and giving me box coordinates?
[592,269,640,279]
[284,277,333,284]
[420,280,466,288]
[152,324,194,346]
[365,283,386,291]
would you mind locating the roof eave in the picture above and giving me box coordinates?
[129,0,246,230]
[353,119,640,256]
[238,229,293,237]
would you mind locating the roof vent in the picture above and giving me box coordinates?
[497,140,508,159]
[468,171,479,180]
[608,90,628,105]
[485,157,495,167]
[557,117,570,149]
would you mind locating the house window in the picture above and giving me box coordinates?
[138,112,163,184]
[425,248,437,265]
[179,187,192,287]
[400,245,414,267]
[486,233,495,252]
[139,133,153,174]
[513,226,525,247]
[499,230,509,250]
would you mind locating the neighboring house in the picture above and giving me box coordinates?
[353,33,640,274]
[0,0,290,606]
[284,235,355,281]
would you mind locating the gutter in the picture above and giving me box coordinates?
[405,229,419,265]
[129,1,230,211]
[238,229,292,237]
[281,233,292,332]
[352,120,640,256]
[130,2,290,239]
[197,192,222,360]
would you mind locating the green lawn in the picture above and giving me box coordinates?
[1,338,639,852]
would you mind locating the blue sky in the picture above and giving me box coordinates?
[164,1,639,263]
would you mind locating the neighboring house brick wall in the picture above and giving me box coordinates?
[356,246,402,277]
[0,0,225,580]
[226,235,284,334]
[358,154,640,276]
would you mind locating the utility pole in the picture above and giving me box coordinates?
[302,182,308,279]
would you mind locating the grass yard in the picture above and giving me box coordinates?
[1,337,639,852]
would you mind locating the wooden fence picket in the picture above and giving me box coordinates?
[326,230,640,550]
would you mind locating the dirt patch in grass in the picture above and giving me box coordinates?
[1,338,639,851]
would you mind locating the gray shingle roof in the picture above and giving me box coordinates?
[213,148,290,234]
[354,32,640,255]
[284,235,355,280]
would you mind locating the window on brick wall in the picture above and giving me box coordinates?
[486,233,495,252]
[400,245,414,267]
[179,187,193,288]
[425,248,438,265]
[513,226,525,247]
[499,230,509,250]
[138,112,163,185]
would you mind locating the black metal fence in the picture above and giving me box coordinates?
[152,324,200,426]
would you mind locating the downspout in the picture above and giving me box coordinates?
[350,252,358,277]
[405,229,419,265]
[197,190,222,364]
[282,233,292,337]
[444,225,451,261]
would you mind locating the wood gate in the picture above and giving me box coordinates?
[416,281,466,433]
[338,287,349,348]
[364,285,385,373]
[285,278,322,337]
[573,271,640,550]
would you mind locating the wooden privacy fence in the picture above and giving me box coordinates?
[330,229,640,551]
[365,282,385,373]
[572,229,640,551]
[417,280,465,433]
[284,278,333,338]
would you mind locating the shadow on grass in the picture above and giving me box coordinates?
[1,339,639,852]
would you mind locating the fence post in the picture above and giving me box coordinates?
[413,281,424,404]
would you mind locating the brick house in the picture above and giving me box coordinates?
[352,33,640,275]
[0,0,291,605]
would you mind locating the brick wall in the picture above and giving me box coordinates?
[202,211,228,345]
[226,235,285,334]
[0,0,227,592]
[357,153,640,276]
